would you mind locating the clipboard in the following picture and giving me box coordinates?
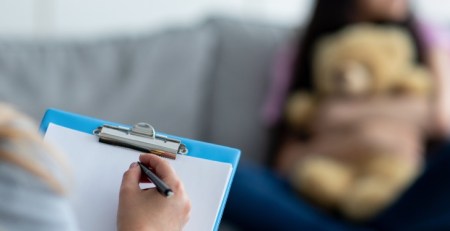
[39,108,240,231]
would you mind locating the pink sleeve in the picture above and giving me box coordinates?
[417,20,450,53]
[262,44,297,127]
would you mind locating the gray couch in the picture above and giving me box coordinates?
[0,17,292,164]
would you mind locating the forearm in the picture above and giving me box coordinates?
[432,90,450,137]
[317,98,429,129]
[429,49,450,138]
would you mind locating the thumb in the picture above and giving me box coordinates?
[120,162,141,193]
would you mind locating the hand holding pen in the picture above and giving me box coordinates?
[118,154,191,231]
[138,161,173,197]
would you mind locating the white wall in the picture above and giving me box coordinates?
[0,0,35,37]
[0,0,447,38]
[413,0,450,24]
[0,0,313,38]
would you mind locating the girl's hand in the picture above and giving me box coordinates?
[314,98,429,132]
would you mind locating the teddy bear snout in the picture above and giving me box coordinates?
[332,61,372,97]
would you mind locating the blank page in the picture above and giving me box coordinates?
[44,123,232,231]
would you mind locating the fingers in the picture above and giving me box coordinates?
[139,154,179,187]
[120,162,141,193]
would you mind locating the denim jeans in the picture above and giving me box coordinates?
[223,142,450,231]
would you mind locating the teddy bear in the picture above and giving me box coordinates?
[284,24,432,221]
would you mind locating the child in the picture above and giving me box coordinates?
[225,1,450,230]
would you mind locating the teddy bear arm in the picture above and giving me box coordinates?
[285,92,318,131]
[392,68,432,97]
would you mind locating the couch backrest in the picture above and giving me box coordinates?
[0,24,217,139]
[203,18,290,162]
[0,17,292,163]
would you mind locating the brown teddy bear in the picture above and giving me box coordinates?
[285,24,433,221]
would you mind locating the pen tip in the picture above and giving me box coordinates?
[166,191,174,198]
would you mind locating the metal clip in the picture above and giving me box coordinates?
[93,123,188,159]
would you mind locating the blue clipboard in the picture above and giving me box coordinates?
[39,108,240,231]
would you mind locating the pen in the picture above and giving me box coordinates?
[138,161,174,198]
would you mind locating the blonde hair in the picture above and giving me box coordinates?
[0,104,70,194]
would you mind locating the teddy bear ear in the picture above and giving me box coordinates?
[313,36,343,94]
[382,27,416,63]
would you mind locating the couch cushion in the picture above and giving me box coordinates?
[203,18,291,163]
[0,24,216,138]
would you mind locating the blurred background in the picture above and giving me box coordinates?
[0,0,448,38]
[0,0,449,169]
[1,0,449,231]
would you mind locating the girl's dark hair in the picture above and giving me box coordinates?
[267,0,426,165]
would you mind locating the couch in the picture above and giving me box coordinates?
[0,17,292,164]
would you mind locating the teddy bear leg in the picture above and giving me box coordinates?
[339,155,421,221]
[292,155,355,208]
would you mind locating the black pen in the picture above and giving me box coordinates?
[138,161,174,197]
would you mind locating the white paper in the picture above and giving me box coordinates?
[44,123,232,231]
